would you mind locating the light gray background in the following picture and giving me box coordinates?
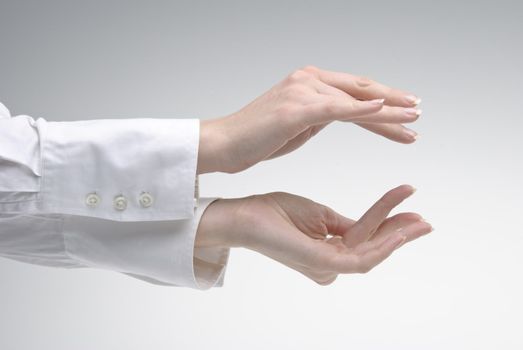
[1,1,522,349]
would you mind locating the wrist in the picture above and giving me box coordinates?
[197,118,228,174]
[195,198,239,249]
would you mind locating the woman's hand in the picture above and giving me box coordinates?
[195,185,433,285]
[197,65,422,174]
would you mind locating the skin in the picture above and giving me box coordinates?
[196,185,433,285]
[197,65,421,174]
[194,65,431,285]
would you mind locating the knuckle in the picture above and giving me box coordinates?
[301,65,319,74]
[355,76,374,88]
[286,68,311,84]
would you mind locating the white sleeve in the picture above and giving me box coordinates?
[61,197,230,289]
[0,197,230,289]
[0,101,199,222]
[0,101,230,289]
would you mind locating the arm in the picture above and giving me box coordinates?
[0,101,225,289]
[0,105,199,221]
[0,65,425,289]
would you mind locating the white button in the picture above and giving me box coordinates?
[113,195,127,211]
[139,192,154,208]
[85,193,100,208]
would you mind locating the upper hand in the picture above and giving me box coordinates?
[195,185,433,285]
[197,65,422,174]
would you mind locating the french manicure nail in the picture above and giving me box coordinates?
[405,108,422,117]
[369,98,385,105]
[405,128,418,139]
[405,95,419,105]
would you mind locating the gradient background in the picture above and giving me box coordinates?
[1,1,522,349]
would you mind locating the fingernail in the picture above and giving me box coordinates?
[404,108,422,117]
[404,108,420,117]
[369,98,385,105]
[405,128,418,139]
[405,95,422,106]
[411,186,417,193]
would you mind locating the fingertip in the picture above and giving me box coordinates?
[404,128,418,141]
[420,219,434,233]
[392,130,418,144]
[396,184,416,196]
[404,95,422,107]
[402,220,434,242]
[394,134,416,144]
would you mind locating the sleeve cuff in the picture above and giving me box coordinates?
[36,117,200,222]
[191,197,231,290]
[61,197,230,290]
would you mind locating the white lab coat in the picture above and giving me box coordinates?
[0,101,229,290]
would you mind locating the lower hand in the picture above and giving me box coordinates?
[195,185,433,285]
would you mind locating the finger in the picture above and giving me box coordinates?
[342,184,416,247]
[305,66,421,107]
[349,105,422,124]
[370,212,422,240]
[329,233,405,274]
[356,219,433,255]
[355,121,418,143]
[300,97,385,126]
[311,78,423,127]
[312,78,349,98]
[393,220,433,245]
[312,80,422,124]
[353,212,422,253]
[321,205,357,237]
